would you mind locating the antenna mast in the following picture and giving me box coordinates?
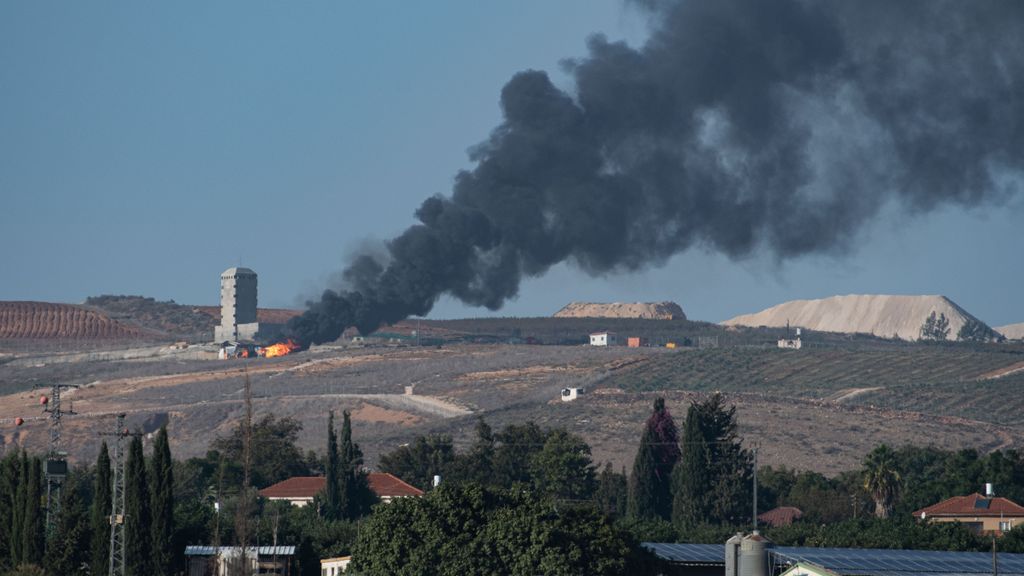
[105,413,128,576]
[40,383,78,537]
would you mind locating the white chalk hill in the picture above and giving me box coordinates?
[997,323,1024,340]
[722,294,991,341]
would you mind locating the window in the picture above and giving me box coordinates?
[1000,521,1012,532]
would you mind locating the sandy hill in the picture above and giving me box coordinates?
[554,301,686,320]
[997,323,1024,340]
[722,294,991,341]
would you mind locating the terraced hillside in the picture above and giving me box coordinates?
[613,346,1022,393]
[0,301,148,340]
[3,339,1024,475]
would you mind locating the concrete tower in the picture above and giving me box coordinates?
[214,267,259,342]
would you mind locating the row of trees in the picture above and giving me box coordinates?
[629,394,753,533]
[0,427,174,576]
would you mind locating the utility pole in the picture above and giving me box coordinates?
[752,446,759,531]
[104,413,129,576]
[234,369,255,576]
[39,383,78,537]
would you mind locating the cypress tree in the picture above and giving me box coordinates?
[628,398,680,520]
[672,403,711,530]
[1,449,23,567]
[323,410,342,520]
[150,426,174,576]
[47,473,90,575]
[124,435,152,576]
[339,410,374,518]
[11,451,27,567]
[22,456,44,565]
[91,442,112,576]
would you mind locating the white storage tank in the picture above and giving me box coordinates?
[725,533,744,576]
[739,531,772,576]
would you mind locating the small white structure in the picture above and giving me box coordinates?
[561,387,583,402]
[778,337,802,350]
[321,556,351,575]
[589,332,616,346]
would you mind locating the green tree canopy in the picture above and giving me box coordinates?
[628,397,680,521]
[863,444,902,519]
[211,414,312,488]
[350,483,651,576]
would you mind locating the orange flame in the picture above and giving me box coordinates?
[260,339,301,358]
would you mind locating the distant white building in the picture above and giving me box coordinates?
[778,327,802,349]
[589,332,616,346]
[560,387,583,402]
[321,556,351,575]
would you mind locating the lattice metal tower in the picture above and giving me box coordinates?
[106,413,128,576]
[41,383,78,536]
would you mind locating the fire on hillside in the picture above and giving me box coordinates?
[218,339,303,360]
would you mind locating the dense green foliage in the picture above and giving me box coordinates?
[350,483,652,576]
[211,414,313,488]
[920,312,951,341]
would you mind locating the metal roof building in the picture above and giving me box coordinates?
[643,543,1024,576]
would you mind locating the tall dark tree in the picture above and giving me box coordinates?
[46,473,90,576]
[91,442,112,576]
[211,414,311,488]
[124,435,152,575]
[21,456,44,565]
[628,398,680,520]
[672,393,752,530]
[322,411,343,520]
[11,451,28,567]
[0,449,21,566]
[150,426,175,576]
[594,463,629,518]
[338,410,375,519]
[863,444,902,519]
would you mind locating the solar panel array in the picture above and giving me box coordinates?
[642,542,1024,576]
[773,546,1024,576]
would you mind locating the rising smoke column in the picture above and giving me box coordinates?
[288,0,1024,345]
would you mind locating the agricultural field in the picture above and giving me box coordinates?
[3,336,1024,477]
[0,301,149,340]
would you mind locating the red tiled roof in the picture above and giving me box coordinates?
[368,472,424,497]
[758,506,803,527]
[258,473,423,500]
[914,493,1024,518]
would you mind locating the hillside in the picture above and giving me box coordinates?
[554,301,686,320]
[998,322,1024,340]
[0,301,149,340]
[723,294,996,341]
[3,338,1024,476]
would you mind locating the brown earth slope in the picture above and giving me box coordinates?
[0,302,148,340]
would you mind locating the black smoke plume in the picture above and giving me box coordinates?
[288,0,1024,345]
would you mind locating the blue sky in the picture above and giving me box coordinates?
[2,2,1022,326]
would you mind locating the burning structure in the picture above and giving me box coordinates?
[214,267,259,343]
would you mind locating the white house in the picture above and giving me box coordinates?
[321,556,351,575]
[560,387,584,402]
[589,332,616,346]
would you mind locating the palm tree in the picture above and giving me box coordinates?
[862,445,902,518]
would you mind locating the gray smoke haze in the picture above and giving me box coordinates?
[288,0,1024,344]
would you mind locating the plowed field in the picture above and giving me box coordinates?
[0,301,146,339]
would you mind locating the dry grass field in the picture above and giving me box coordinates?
[3,337,1024,477]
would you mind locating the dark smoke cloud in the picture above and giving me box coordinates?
[288,0,1024,345]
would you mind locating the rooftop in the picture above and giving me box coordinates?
[914,493,1024,518]
[258,472,424,500]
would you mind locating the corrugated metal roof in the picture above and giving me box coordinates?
[184,546,295,556]
[643,542,1024,575]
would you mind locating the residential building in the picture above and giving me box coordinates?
[258,472,424,507]
[321,556,351,575]
[913,492,1024,535]
[184,546,294,576]
[590,332,616,346]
